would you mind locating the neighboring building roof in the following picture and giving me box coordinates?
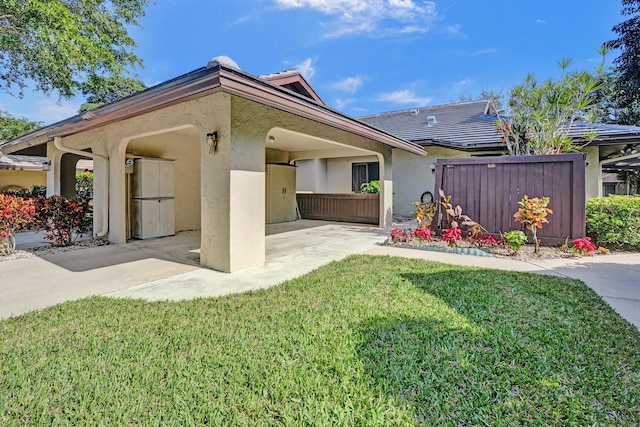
[0,58,424,157]
[0,153,93,171]
[359,101,498,150]
[359,100,640,152]
[0,153,45,170]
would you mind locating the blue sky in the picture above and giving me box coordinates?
[1,0,624,124]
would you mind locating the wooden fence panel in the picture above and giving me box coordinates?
[296,193,379,225]
[433,153,586,245]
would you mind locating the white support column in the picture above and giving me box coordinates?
[378,150,393,228]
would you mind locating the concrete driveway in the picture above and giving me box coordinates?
[2,222,639,331]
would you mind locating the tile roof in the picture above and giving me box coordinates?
[0,153,46,170]
[359,100,640,151]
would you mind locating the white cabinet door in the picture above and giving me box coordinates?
[158,198,176,237]
[133,158,175,198]
[266,164,297,224]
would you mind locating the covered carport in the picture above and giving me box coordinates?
[0,57,425,273]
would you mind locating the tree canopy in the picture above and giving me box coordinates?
[78,74,147,112]
[0,110,41,143]
[495,55,606,156]
[607,0,640,125]
[0,0,150,98]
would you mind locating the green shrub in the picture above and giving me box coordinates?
[359,180,380,194]
[586,195,640,249]
[75,171,93,202]
[2,185,46,198]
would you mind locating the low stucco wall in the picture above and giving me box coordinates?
[0,170,46,192]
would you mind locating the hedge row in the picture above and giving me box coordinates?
[586,195,640,249]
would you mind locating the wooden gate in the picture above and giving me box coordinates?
[433,153,586,245]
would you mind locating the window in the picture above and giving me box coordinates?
[352,162,379,192]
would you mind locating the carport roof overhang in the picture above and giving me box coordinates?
[0,65,426,158]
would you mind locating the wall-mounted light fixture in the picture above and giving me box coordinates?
[206,132,218,154]
[268,135,276,144]
[42,160,52,171]
[429,163,436,174]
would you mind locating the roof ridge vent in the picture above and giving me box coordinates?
[207,55,241,70]
[426,115,437,126]
[409,108,420,115]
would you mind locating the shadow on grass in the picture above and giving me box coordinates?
[356,268,640,425]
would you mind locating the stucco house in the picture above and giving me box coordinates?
[0,56,425,272]
[0,154,93,193]
[298,100,640,217]
[0,153,47,192]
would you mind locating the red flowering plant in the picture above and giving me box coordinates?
[477,234,501,247]
[442,227,462,247]
[414,227,432,241]
[390,227,415,244]
[35,196,92,247]
[0,194,36,254]
[571,237,596,257]
[390,227,404,242]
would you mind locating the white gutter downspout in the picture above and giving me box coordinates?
[53,136,109,238]
[598,152,640,197]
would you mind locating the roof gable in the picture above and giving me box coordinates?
[260,70,325,105]
[0,60,424,157]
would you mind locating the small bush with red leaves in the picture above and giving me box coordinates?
[414,227,432,241]
[35,196,92,247]
[390,227,416,244]
[478,234,501,247]
[0,194,36,253]
[571,237,597,257]
[442,227,462,246]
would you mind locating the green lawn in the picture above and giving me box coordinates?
[1,255,639,425]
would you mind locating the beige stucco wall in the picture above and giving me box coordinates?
[392,146,470,217]
[295,159,319,192]
[297,155,380,194]
[229,97,395,227]
[326,155,378,193]
[41,91,400,272]
[0,170,46,192]
[583,145,601,199]
[127,132,201,232]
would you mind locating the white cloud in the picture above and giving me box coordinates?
[274,0,439,37]
[29,99,80,124]
[295,58,316,80]
[377,89,432,105]
[536,19,547,24]
[472,48,498,56]
[335,98,355,109]
[452,78,472,92]
[443,23,462,36]
[331,76,363,93]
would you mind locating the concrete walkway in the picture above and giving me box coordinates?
[1,224,639,330]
